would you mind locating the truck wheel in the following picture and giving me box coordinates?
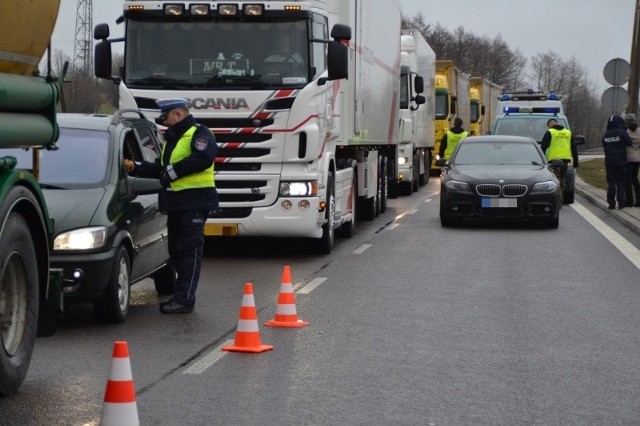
[153,262,176,296]
[94,246,131,323]
[419,151,431,186]
[412,153,420,192]
[315,171,335,253]
[337,168,357,238]
[0,213,39,396]
[379,157,388,214]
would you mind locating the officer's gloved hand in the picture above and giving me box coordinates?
[159,175,171,188]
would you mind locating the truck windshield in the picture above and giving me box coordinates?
[124,19,310,89]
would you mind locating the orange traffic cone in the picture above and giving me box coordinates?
[265,265,308,328]
[222,282,273,353]
[100,341,139,426]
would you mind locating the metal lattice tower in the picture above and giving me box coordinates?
[73,0,93,73]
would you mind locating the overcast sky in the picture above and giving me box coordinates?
[399,0,636,94]
[51,0,635,94]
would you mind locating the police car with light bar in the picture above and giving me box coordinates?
[491,94,585,205]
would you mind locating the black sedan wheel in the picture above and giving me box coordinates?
[94,246,130,323]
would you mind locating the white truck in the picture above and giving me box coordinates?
[94,0,403,253]
[396,29,436,196]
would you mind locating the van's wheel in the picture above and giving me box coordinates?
[94,246,131,323]
[0,213,39,396]
[315,171,335,253]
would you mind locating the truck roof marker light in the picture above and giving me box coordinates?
[243,4,264,16]
[218,4,238,16]
[284,5,302,11]
[190,4,210,16]
[164,4,184,16]
[128,5,144,11]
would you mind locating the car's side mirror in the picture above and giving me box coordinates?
[573,135,586,146]
[128,176,163,195]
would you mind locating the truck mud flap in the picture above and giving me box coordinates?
[37,268,63,337]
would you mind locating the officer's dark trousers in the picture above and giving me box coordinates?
[606,164,628,208]
[167,210,206,307]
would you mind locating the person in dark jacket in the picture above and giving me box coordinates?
[602,114,633,209]
[124,98,219,313]
[439,117,469,160]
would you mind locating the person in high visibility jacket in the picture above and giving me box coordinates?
[123,98,218,314]
[439,117,469,160]
[540,118,579,203]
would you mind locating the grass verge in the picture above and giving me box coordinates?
[577,158,607,191]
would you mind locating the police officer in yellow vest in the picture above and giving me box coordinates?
[540,118,579,203]
[439,117,469,160]
[123,98,218,314]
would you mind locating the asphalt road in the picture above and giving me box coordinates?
[2,178,640,425]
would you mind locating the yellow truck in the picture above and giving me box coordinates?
[0,0,64,395]
[431,60,470,174]
[469,77,503,136]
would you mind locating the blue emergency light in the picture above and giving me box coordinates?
[503,106,561,115]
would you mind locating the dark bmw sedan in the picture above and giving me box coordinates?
[0,111,175,323]
[437,135,561,228]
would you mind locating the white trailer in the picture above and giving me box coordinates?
[397,28,436,195]
[94,0,402,253]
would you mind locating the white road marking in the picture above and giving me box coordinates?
[297,277,327,294]
[388,223,400,230]
[353,244,372,254]
[183,340,233,375]
[572,202,640,269]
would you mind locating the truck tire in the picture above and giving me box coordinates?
[379,157,388,214]
[0,213,39,396]
[314,171,335,254]
[337,167,357,238]
[93,246,131,323]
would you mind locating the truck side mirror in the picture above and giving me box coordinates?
[327,41,348,81]
[94,41,113,80]
[414,94,426,105]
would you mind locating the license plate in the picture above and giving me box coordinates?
[481,198,517,208]
[204,223,238,236]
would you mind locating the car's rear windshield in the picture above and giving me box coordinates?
[453,141,545,166]
[0,128,110,187]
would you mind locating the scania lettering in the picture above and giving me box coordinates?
[95,0,403,253]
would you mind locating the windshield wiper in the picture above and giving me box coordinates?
[128,77,194,88]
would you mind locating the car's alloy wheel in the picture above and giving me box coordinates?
[94,246,130,323]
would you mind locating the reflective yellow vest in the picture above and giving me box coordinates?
[546,128,572,160]
[162,125,215,191]
[444,130,469,158]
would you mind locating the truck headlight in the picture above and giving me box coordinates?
[280,181,318,197]
[54,227,107,250]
